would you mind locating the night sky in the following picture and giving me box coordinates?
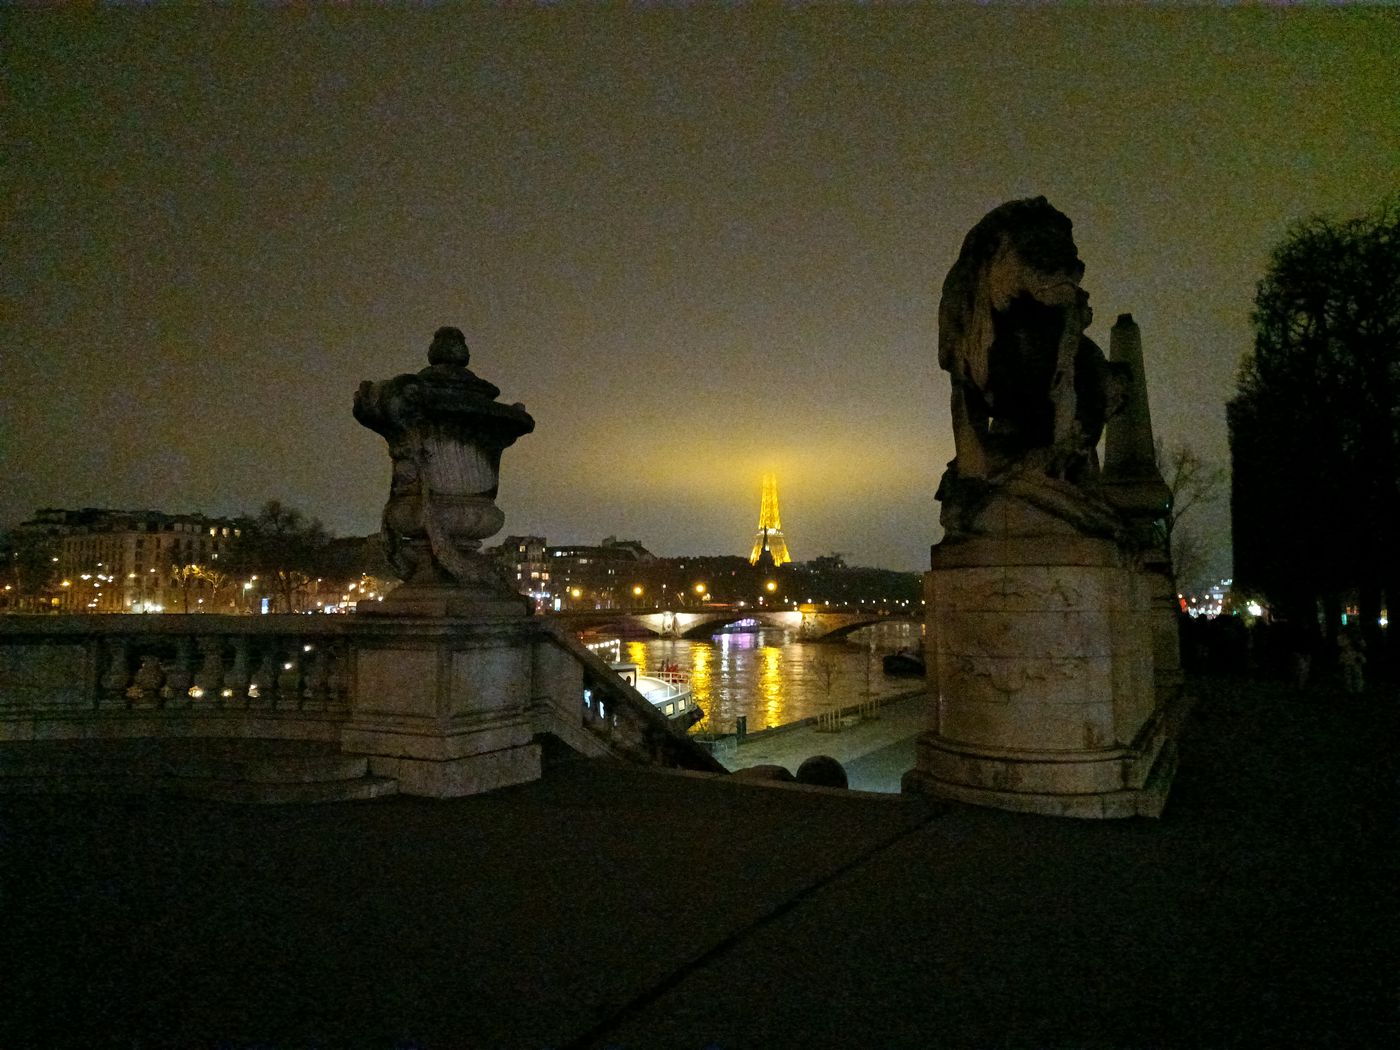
[4,9,1395,572]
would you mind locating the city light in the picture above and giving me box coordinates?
[765,580,777,592]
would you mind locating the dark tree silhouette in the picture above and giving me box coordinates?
[1228,198,1399,665]
[226,501,333,613]
[0,528,58,611]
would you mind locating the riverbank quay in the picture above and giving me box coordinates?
[2,676,1394,1049]
[717,687,928,791]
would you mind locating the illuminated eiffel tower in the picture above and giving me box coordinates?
[748,473,792,567]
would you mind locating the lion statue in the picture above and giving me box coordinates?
[936,197,1126,536]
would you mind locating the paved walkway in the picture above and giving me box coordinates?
[724,689,928,791]
[2,676,1395,1049]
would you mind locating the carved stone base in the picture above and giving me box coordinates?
[901,689,1188,818]
[904,503,1185,818]
[341,619,540,797]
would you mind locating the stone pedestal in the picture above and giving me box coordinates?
[342,619,546,797]
[903,501,1184,818]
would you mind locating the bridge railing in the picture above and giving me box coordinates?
[646,669,691,695]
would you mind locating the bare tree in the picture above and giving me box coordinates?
[194,563,233,612]
[1156,441,1226,590]
[812,650,843,732]
[169,563,202,613]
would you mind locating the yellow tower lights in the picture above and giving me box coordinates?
[748,473,792,566]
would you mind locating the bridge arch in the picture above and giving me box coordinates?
[675,610,802,639]
[803,613,923,642]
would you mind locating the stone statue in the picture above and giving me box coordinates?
[906,200,1186,819]
[354,327,534,613]
[936,197,1127,538]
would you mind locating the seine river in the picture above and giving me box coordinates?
[612,622,924,734]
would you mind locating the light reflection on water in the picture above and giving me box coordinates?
[624,622,922,734]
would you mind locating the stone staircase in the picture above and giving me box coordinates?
[0,739,397,804]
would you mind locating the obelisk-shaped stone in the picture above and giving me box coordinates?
[1100,313,1182,701]
[1102,313,1170,519]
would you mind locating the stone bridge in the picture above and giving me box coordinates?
[553,606,922,641]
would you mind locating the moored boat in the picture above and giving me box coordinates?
[610,662,703,729]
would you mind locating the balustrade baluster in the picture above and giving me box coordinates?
[276,648,302,711]
[248,650,274,708]
[194,636,225,706]
[163,636,194,707]
[100,640,132,709]
[303,644,330,710]
[226,637,251,705]
[325,643,350,710]
[131,653,165,708]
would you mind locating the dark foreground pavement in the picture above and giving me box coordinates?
[2,676,1396,1049]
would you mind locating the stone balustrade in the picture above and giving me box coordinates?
[0,613,722,794]
[0,616,354,721]
[102,628,352,714]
